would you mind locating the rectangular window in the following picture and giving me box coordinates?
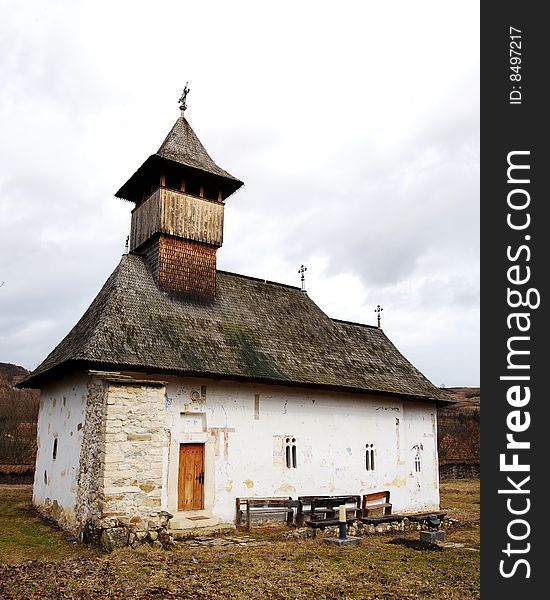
[254,394,260,420]
[52,438,58,460]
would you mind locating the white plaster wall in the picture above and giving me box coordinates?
[163,378,440,524]
[33,373,88,529]
[400,402,440,510]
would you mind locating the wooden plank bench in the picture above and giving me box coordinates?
[359,511,446,526]
[359,514,405,525]
[297,495,361,529]
[406,511,446,524]
[235,497,293,530]
[362,491,392,517]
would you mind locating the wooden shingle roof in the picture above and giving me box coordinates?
[156,115,241,182]
[18,254,451,403]
[115,116,243,203]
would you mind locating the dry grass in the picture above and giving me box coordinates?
[0,466,34,475]
[440,479,480,525]
[0,485,98,564]
[0,481,480,599]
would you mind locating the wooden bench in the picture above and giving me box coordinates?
[235,497,294,530]
[407,511,446,524]
[359,514,404,525]
[359,511,447,526]
[362,491,392,517]
[297,495,361,529]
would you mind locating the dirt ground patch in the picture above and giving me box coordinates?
[0,481,480,599]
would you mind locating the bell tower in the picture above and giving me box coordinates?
[115,88,243,298]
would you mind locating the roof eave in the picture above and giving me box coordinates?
[115,155,243,203]
[17,358,455,404]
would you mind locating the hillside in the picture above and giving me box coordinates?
[441,386,480,411]
[437,387,480,462]
[0,362,40,465]
[0,362,30,386]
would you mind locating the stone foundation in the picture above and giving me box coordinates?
[288,517,458,539]
[96,511,175,550]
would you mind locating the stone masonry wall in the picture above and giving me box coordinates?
[98,381,173,549]
[75,378,108,535]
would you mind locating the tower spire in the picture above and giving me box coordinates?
[178,82,190,114]
[115,86,243,299]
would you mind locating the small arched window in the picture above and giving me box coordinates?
[414,452,421,473]
[285,437,297,469]
[365,444,375,471]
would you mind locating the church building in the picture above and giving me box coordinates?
[18,93,451,545]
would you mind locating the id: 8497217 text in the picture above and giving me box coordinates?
[509,26,522,105]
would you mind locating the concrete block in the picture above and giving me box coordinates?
[323,536,361,546]
[420,530,446,543]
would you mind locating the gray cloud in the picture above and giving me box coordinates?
[0,1,479,387]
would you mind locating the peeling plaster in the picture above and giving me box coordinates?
[387,475,407,488]
[35,375,441,535]
[208,427,234,461]
[33,373,88,534]
[275,483,296,493]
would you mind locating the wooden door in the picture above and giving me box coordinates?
[178,443,204,510]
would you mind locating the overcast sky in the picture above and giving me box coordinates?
[0,1,479,387]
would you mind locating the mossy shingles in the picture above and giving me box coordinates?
[153,313,205,371]
[223,325,287,380]
[20,254,452,404]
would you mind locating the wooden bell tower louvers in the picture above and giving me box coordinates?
[115,93,243,299]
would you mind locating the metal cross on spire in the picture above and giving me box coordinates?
[178,82,190,113]
[298,264,308,292]
[374,304,383,328]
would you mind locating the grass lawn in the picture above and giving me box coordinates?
[0,480,479,599]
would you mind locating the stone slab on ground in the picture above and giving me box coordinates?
[170,522,236,540]
[323,536,361,547]
[184,535,268,548]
